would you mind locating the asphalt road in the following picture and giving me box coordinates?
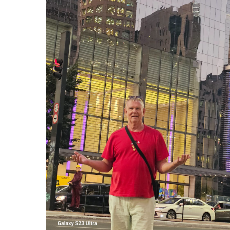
[46,218,216,230]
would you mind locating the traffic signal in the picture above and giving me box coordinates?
[53,59,63,80]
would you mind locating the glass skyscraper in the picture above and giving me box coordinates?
[47,0,230,199]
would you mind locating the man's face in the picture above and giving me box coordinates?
[124,100,145,123]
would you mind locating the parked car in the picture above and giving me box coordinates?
[206,201,217,207]
[155,197,215,221]
[213,201,230,222]
[55,183,110,213]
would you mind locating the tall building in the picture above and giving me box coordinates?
[46,0,80,65]
[219,65,230,172]
[53,0,230,199]
[197,73,223,170]
[79,0,137,41]
[138,2,201,59]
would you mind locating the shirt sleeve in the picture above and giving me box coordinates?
[155,132,169,162]
[101,133,115,162]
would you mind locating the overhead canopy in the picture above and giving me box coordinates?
[59,149,230,178]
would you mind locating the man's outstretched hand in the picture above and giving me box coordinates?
[71,151,88,164]
[174,154,190,166]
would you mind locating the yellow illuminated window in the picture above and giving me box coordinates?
[125,21,130,27]
[96,5,103,13]
[126,10,133,18]
[106,28,114,36]
[86,27,93,31]
[131,21,134,28]
[173,132,185,160]
[82,9,86,15]
[89,0,93,3]
[116,19,122,26]
[97,27,102,34]
[175,96,187,132]
[107,6,115,15]
[117,7,124,16]
[106,17,115,25]
[115,31,119,37]
[87,7,94,13]
[95,16,102,24]
[117,0,125,3]
[109,0,116,1]
[86,16,93,23]
[82,0,87,5]
[144,90,158,127]
[156,92,170,129]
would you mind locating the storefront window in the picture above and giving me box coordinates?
[177,185,184,197]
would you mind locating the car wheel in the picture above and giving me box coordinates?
[202,212,211,221]
[167,210,176,219]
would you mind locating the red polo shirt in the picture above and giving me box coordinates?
[102,125,169,198]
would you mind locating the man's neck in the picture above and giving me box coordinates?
[128,122,144,132]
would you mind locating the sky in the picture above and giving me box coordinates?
[135,0,229,79]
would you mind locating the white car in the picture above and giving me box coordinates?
[155,197,215,221]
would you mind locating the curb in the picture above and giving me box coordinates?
[153,220,230,229]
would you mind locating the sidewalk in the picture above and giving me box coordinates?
[46,211,230,229]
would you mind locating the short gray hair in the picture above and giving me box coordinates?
[125,96,145,108]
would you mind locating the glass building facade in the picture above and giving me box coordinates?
[68,30,199,198]
[47,0,230,198]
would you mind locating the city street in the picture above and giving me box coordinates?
[46,217,230,230]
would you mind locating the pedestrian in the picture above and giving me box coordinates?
[72,96,190,230]
[68,165,82,209]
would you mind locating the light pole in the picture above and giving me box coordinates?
[46,31,70,210]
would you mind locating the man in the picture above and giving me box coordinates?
[69,165,82,209]
[72,96,190,230]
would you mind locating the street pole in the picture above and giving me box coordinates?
[182,199,185,222]
[46,31,70,210]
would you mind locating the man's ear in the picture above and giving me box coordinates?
[124,107,127,116]
[143,107,146,116]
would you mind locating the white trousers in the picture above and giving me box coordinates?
[109,195,156,230]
